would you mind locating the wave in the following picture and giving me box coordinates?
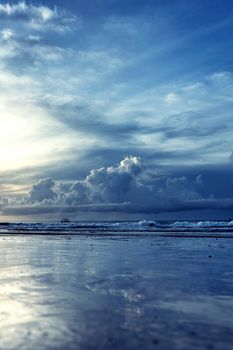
[1,220,233,234]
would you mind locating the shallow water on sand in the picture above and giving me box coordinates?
[0,234,233,349]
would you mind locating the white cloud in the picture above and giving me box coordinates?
[19,156,202,210]
[26,178,57,204]
[3,155,233,218]
[0,1,76,31]
[209,71,232,82]
[1,28,13,40]
[164,92,179,104]
[0,2,27,16]
[0,3,78,63]
[0,1,232,194]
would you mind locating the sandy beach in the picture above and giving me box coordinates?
[0,234,232,350]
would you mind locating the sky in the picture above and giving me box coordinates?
[0,0,233,221]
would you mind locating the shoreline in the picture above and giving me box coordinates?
[0,234,232,349]
[1,230,233,238]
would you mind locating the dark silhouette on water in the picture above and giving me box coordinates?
[61,218,70,223]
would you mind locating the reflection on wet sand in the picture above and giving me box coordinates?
[0,235,233,349]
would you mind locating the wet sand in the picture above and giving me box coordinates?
[0,234,233,349]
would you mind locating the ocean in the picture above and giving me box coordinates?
[1,219,233,235]
[1,220,233,349]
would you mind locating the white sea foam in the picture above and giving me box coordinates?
[170,221,233,228]
[0,220,233,234]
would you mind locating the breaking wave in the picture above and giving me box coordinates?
[1,220,233,234]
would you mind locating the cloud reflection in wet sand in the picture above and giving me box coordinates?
[0,235,233,349]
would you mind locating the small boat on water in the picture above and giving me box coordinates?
[61,218,70,223]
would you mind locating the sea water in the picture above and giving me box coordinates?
[1,220,233,234]
[0,233,233,349]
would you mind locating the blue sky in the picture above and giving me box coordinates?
[0,0,233,220]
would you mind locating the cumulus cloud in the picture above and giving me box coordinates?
[2,148,233,219]
[25,178,57,204]
[84,155,144,203]
[16,156,204,215]
[156,176,202,202]
[2,155,233,217]
[47,156,145,206]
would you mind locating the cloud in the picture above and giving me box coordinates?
[1,28,13,40]
[164,92,179,104]
[0,0,233,213]
[4,198,233,218]
[1,156,141,206]
[155,111,227,139]
[0,196,10,206]
[4,156,205,214]
[0,3,79,70]
[3,202,132,216]
[2,155,233,218]
[25,178,57,204]
[45,102,142,141]
[0,1,81,66]
[0,1,76,31]
[85,155,144,202]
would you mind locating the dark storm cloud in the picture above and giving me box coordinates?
[121,198,233,215]
[3,202,131,216]
[169,163,233,199]
[4,198,233,217]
